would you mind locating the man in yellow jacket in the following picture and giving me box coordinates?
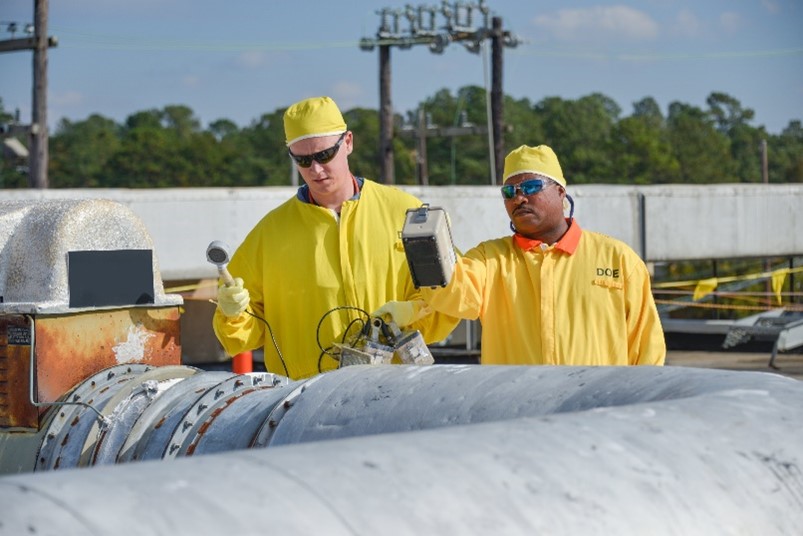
[412,144,666,366]
[212,96,457,379]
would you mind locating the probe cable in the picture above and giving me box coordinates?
[316,305,372,373]
[209,299,289,378]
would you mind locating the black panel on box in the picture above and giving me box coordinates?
[68,250,155,308]
[402,236,447,288]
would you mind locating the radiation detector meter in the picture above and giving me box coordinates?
[401,204,456,288]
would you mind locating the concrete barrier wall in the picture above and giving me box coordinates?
[642,184,803,261]
[2,183,801,279]
[403,184,643,257]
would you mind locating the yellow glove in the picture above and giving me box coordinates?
[372,300,431,328]
[217,277,250,317]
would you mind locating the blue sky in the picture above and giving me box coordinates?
[1,0,801,134]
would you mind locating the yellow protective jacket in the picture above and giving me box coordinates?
[213,179,459,379]
[421,220,666,365]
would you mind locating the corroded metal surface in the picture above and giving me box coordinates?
[1,308,181,430]
[34,308,181,404]
[0,315,36,428]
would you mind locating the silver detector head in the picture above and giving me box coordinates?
[206,240,235,287]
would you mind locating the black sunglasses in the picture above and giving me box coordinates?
[501,178,551,200]
[288,132,347,168]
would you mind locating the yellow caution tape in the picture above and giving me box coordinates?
[653,265,803,290]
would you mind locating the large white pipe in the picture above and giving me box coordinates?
[5,365,802,476]
[1,379,801,535]
[251,364,801,446]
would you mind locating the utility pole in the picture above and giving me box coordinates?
[0,0,58,189]
[31,0,50,188]
[398,109,488,184]
[490,16,504,184]
[360,2,520,185]
[379,43,394,183]
[415,108,429,185]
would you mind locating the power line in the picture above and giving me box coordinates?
[37,25,801,60]
[48,29,357,52]
[360,1,520,185]
[509,47,803,61]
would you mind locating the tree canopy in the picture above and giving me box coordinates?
[1,89,801,188]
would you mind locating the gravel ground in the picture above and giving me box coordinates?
[665,350,803,381]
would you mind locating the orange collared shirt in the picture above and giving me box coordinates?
[513,218,581,254]
[421,219,665,366]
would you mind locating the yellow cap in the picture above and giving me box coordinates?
[503,145,566,187]
[283,96,348,146]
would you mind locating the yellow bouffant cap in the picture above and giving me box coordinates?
[283,96,348,146]
[503,145,566,187]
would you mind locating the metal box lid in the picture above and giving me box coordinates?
[0,199,182,314]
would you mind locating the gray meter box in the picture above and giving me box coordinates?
[401,205,456,288]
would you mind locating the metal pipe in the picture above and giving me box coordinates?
[1,373,801,535]
[35,364,155,471]
[88,366,201,466]
[252,364,801,447]
[8,363,803,476]
[116,371,236,463]
[161,372,291,458]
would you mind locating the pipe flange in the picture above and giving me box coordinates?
[87,365,201,466]
[163,373,288,459]
[35,364,152,471]
[117,371,236,463]
[250,374,325,448]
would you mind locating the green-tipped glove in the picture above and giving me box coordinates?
[217,277,250,317]
[372,300,431,327]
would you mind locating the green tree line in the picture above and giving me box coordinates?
[1,87,802,188]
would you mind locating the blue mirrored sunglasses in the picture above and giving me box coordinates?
[288,132,346,168]
[500,178,549,200]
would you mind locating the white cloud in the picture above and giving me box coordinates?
[50,91,83,107]
[331,81,364,110]
[235,50,268,69]
[673,9,702,37]
[182,75,201,88]
[761,0,780,14]
[533,5,659,42]
[719,11,742,32]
